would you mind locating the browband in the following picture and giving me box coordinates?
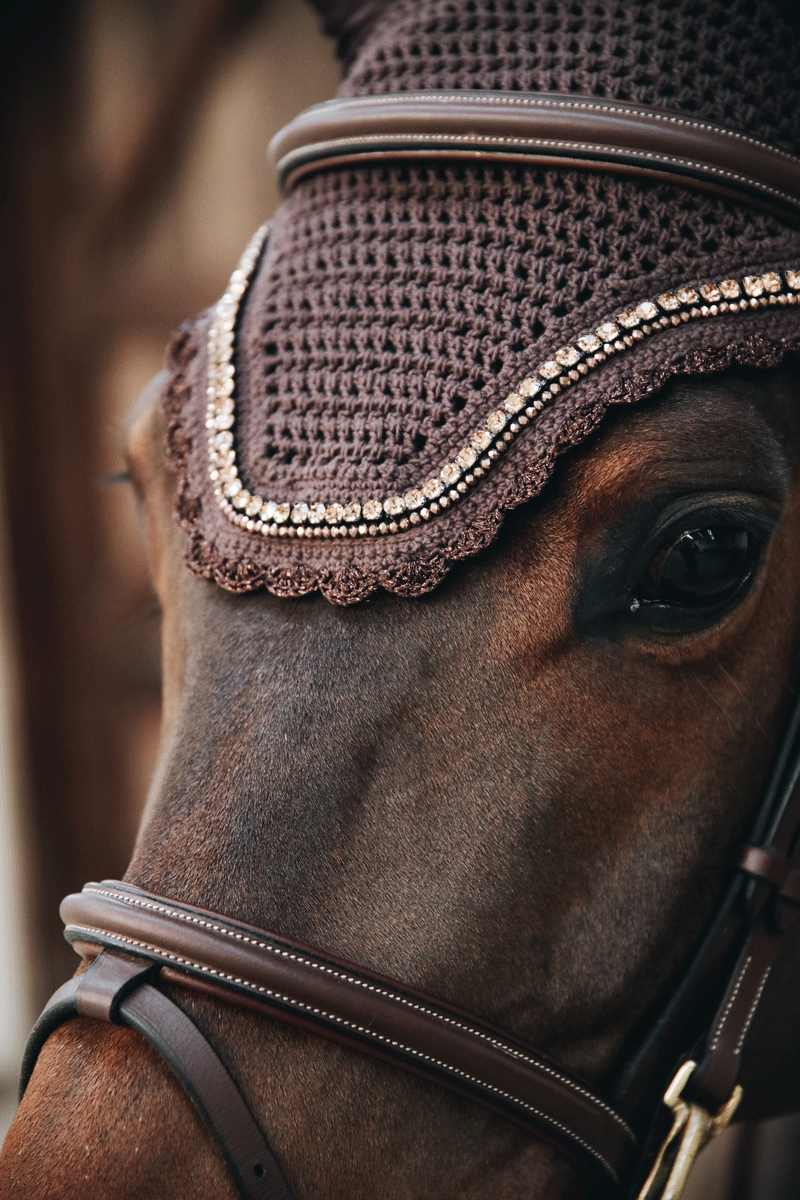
[268,91,800,224]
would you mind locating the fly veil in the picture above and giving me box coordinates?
[164,0,800,604]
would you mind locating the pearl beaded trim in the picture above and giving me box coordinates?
[206,223,800,541]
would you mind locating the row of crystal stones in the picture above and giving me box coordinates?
[207,225,800,541]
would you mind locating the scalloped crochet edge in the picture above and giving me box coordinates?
[164,324,800,605]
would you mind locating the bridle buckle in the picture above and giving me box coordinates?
[635,1060,743,1200]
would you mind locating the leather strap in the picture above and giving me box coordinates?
[19,951,294,1200]
[688,927,781,1110]
[268,91,800,224]
[608,690,800,1197]
[57,880,636,1193]
[21,690,800,1198]
[737,844,800,929]
[687,691,800,1109]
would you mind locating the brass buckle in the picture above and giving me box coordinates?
[635,1061,743,1200]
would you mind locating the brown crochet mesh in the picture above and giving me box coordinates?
[340,0,800,157]
[165,0,800,604]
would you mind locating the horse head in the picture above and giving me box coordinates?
[4,1,800,1197]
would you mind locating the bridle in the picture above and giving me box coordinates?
[266,90,800,225]
[19,680,800,1199]
[19,94,800,1200]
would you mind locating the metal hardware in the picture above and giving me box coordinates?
[635,1061,743,1200]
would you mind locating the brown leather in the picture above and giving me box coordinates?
[737,844,800,928]
[688,697,800,1109]
[738,844,793,892]
[118,973,295,1200]
[268,92,800,223]
[75,948,158,1021]
[60,880,636,1193]
[689,927,783,1110]
[21,950,295,1200]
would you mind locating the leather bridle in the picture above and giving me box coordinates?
[19,684,800,1200]
[267,91,800,225]
[19,94,800,1200]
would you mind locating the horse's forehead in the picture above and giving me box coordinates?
[565,374,795,496]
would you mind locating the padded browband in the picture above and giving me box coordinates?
[58,880,636,1193]
[268,91,800,223]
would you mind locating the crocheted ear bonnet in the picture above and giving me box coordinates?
[164,0,800,605]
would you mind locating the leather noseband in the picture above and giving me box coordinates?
[19,682,800,1200]
[22,881,636,1196]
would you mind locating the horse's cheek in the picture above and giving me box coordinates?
[0,1021,237,1200]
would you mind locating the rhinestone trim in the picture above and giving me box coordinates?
[206,226,800,541]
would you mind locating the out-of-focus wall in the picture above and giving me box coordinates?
[0,0,339,1135]
[0,452,34,1138]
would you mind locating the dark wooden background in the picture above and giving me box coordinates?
[0,0,339,1003]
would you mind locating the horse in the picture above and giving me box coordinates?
[2,347,800,1197]
[4,0,800,1196]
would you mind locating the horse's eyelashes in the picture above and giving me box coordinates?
[573,495,778,637]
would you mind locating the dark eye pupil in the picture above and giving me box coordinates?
[637,527,757,608]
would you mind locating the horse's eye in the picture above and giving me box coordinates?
[634,526,760,610]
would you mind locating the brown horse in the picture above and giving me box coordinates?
[5,0,800,1189]
[3,350,800,1198]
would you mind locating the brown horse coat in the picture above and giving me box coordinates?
[4,361,800,1198]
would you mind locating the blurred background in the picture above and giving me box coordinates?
[0,4,798,1197]
[0,0,339,1134]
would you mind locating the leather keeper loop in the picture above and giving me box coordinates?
[75,950,160,1023]
[737,844,790,889]
[21,948,294,1200]
[737,844,800,930]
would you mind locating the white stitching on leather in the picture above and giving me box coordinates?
[78,885,634,1139]
[70,921,622,1184]
[279,133,799,210]
[307,93,800,168]
[708,955,751,1054]
[734,965,772,1055]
